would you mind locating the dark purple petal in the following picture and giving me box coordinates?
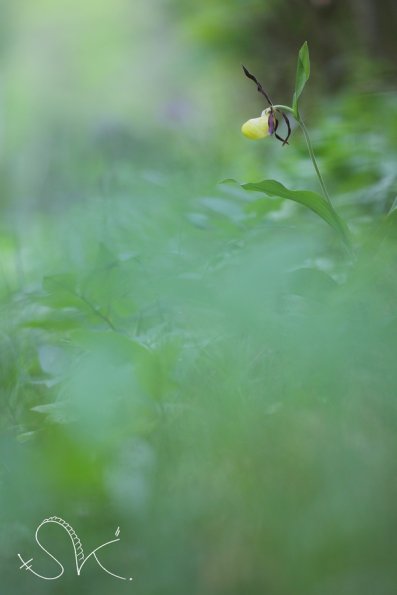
[268,112,275,135]
[280,111,292,145]
[274,111,292,145]
[242,65,273,107]
[275,132,289,145]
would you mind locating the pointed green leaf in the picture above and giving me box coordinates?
[228,178,350,245]
[293,41,310,116]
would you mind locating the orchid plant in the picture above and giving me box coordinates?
[237,42,351,251]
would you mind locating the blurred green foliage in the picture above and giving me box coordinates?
[1,1,397,594]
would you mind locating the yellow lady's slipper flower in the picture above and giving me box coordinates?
[241,65,291,146]
[241,115,270,140]
[241,108,276,140]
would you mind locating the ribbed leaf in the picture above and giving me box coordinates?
[227,178,350,245]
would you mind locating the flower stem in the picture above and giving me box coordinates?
[298,118,332,205]
[273,105,352,251]
[274,105,331,205]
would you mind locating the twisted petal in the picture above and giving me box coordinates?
[241,116,270,140]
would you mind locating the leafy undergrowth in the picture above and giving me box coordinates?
[1,93,397,594]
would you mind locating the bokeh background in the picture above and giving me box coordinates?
[1,1,397,593]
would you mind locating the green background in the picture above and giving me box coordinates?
[1,1,397,593]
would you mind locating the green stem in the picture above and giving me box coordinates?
[273,105,352,252]
[273,105,295,115]
[298,119,332,205]
[274,105,331,205]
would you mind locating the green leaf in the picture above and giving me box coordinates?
[292,41,310,116]
[41,274,86,310]
[21,312,85,332]
[31,402,74,424]
[245,196,284,218]
[70,330,159,397]
[229,178,350,244]
[287,267,338,299]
